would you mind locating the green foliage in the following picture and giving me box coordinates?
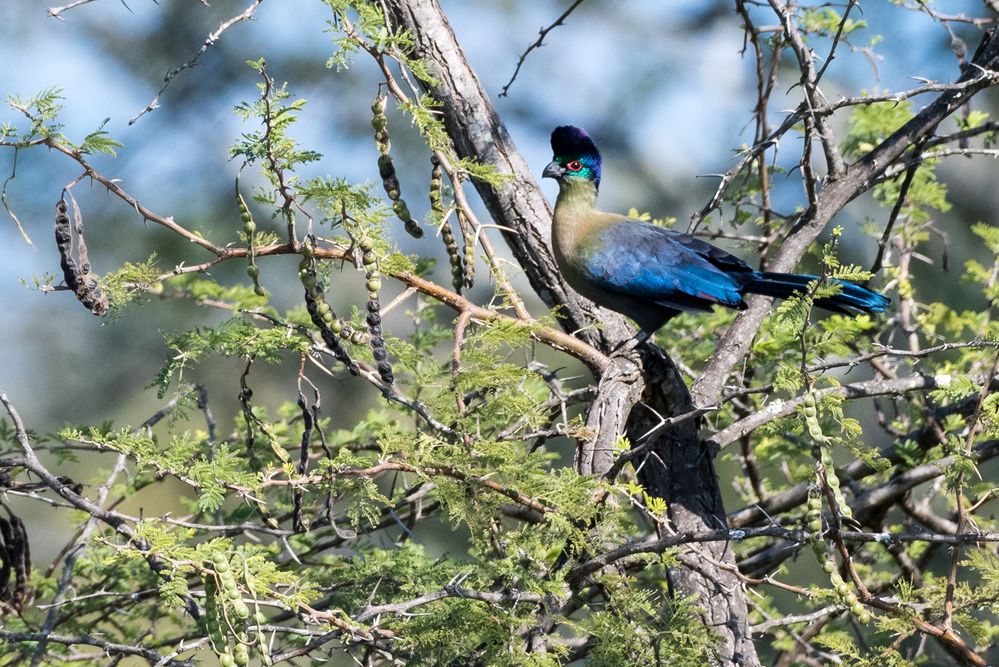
[6,3,999,666]
[79,118,124,156]
[5,88,67,143]
[800,7,867,37]
[155,317,310,396]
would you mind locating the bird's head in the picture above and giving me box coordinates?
[543,125,601,189]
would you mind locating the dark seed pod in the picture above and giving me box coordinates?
[54,197,109,316]
[371,93,422,238]
[359,238,394,385]
[298,236,362,374]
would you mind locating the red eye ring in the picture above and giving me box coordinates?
[566,160,583,172]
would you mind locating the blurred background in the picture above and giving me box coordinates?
[1,0,997,561]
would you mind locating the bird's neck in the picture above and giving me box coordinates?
[554,178,599,216]
[552,179,603,272]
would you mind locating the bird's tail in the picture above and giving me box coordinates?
[742,271,890,315]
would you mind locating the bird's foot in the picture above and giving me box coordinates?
[609,330,654,357]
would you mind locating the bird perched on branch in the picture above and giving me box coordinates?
[542,125,889,335]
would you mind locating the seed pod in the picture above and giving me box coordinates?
[298,236,361,374]
[429,155,465,292]
[237,181,265,297]
[358,239,394,385]
[457,207,475,289]
[54,197,109,316]
[371,93,422,238]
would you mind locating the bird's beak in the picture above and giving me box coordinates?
[542,160,564,180]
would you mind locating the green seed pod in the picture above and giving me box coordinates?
[330,319,343,334]
[858,611,872,624]
[371,96,386,115]
[366,278,382,292]
[808,518,822,532]
[851,603,866,617]
[822,559,835,573]
[836,582,851,597]
[234,646,250,666]
[227,588,241,601]
[458,208,475,289]
[247,265,259,280]
[844,592,858,606]
[244,220,256,234]
[350,330,365,345]
[220,653,236,667]
[827,474,840,489]
[255,611,266,625]
[392,200,411,219]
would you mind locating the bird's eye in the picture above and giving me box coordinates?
[566,160,583,172]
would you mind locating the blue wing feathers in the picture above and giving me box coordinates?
[583,223,746,310]
[580,220,888,316]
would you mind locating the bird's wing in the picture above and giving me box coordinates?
[582,220,747,311]
[659,228,754,274]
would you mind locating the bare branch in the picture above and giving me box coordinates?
[129,0,265,125]
[499,0,586,97]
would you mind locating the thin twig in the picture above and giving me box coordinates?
[498,0,586,97]
[129,0,265,125]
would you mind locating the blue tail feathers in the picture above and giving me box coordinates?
[743,272,889,315]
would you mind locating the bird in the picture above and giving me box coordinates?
[541,125,889,335]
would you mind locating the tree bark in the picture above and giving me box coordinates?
[384,1,759,664]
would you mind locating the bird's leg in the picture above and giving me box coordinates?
[610,328,655,357]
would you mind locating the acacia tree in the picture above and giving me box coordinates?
[2,1,999,665]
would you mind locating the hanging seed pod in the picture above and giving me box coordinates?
[457,206,475,290]
[358,236,394,385]
[808,463,872,624]
[237,180,265,297]
[430,155,464,293]
[298,237,364,374]
[54,197,109,316]
[822,450,854,520]
[372,94,422,238]
[805,485,823,535]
